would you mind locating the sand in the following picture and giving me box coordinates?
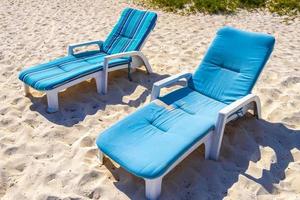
[0,0,300,199]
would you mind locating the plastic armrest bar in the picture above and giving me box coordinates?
[104,51,142,61]
[68,40,103,55]
[218,94,258,121]
[150,72,192,101]
[102,51,145,71]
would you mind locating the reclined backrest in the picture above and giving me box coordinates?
[188,26,275,104]
[101,8,157,55]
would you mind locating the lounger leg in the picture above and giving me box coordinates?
[128,63,132,81]
[95,72,103,94]
[98,150,104,165]
[136,52,153,74]
[253,97,262,119]
[145,177,163,200]
[24,83,30,96]
[241,99,262,120]
[208,114,226,160]
[46,90,59,113]
[143,57,153,74]
[204,136,213,160]
[101,69,108,95]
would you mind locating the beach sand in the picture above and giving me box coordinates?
[0,0,300,199]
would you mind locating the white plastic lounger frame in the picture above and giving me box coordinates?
[98,72,262,200]
[23,37,153,113]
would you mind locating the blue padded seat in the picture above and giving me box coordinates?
[96,26,275,180]
[19,52,130,90]
[18,8,157,91]
[97,87,227,179]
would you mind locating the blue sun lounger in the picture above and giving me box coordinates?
[19,8,157,112]
[96,27,275,199]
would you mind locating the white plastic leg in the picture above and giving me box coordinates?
[101,69,108,94]
[204,136,213,160]
[208,114,226,161]
[143,59,153,74]
[24,83,30,96]
[46,90,59,113]
[95,72,103,94]
[98,151,104,165]
[135,53,153,74]
[142,56,153,74]
[145,177,162,200]
[254,97,262,119]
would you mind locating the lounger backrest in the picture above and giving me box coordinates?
[101,8,157,55]
[188,26,275,104]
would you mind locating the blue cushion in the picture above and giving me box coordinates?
[159,87,227,120]
[188,26,275,104]
[96,87,226,179]
[97,27,275,180]
[18,51,131,90]
[101,8,157,54]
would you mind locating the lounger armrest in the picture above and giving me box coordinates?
[68,40,103,55]
[103,51,146,70]
[150,72,192,101]
[209,94,261,160]
[104,51,143,61]
[216,94,260,139]
[218,94,259,122]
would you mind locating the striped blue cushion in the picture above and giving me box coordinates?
[101,8,157,54]
[19,8,157,91]
[19,51,131,91]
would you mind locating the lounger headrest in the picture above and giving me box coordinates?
[189,26,275,104]
[102,8,158,54]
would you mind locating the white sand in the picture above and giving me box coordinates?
[0,0,300,199]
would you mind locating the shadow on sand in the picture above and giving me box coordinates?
[27,69,169,127]
[102,116,300,199]
[25,68,300,199]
